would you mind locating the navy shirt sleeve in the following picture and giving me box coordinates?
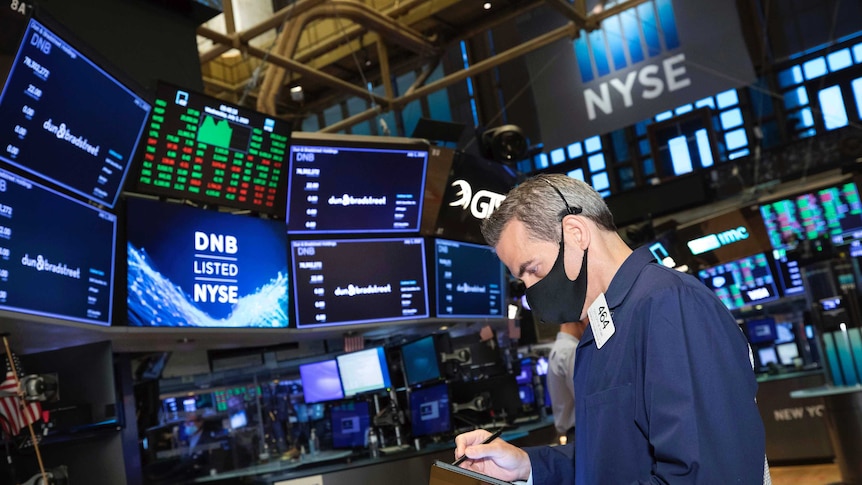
[525,444,574,484]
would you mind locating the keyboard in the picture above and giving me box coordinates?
[379,444,412,455]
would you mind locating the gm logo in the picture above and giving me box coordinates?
[575,0,689,121]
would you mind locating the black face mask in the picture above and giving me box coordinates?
[526,241,588,325]
[523,179,587,325]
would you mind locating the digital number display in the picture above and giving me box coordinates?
[136,82,290,215]
[0,18,150,208]
[759,182,862,250]
[0,167,116,325]
[291,237,429,328]
[434,238,505,318]
[286,142,428,233]
[697,253,779,311]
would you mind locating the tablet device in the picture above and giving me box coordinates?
[429,460,514,485]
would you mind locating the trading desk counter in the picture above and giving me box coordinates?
[189,417,556,485]
[790,384,862,483]
[755,368,833,464]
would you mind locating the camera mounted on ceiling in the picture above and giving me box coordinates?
[479,125,529,165]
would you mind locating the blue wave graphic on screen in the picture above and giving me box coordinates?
[127,243,288,327]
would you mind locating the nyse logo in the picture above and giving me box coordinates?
[574,0,688,120]
[448,180,506,220]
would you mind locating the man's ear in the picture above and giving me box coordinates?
[562,214,590,250]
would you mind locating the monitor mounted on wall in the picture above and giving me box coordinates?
[290,237,429,329]
[0,16,151,208]
[697,252,780,311]
[432,238,505,319]
[135,81,291,216]
[285,133,429,234]
[759,181,862,250]
[126,196,289,328]
[0,167,117,325]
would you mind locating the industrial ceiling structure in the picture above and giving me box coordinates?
[195,0,652,133]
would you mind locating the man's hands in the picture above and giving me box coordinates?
[453,429,532,482]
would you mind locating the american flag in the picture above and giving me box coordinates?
[0,353,42,438]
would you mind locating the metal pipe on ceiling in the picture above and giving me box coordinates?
[256,0,437,115]
[321,21,579,133]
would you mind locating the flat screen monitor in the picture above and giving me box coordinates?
[135,81,290,215]
[285,136,428,234]
[0,17,150,208]
[299,359,344,404]
[337,347,392,398]
[409,383,451,437]
[774,321,796,344]
[535,356,549,376]
[290,237,429,328]
[775,342,800,366]
[697,253,780,311]
[759,181,862,250]
[515,359,533,385]
[330,400,370,449]
[757,346,779,367]
[518,384,535,406]
[401,335,442,386]
[745,317,777,344]
[433,238,505,319]
[772,249,804,296]
[0,167,116,325]
[126,197,289,327]
[229,409,248,429]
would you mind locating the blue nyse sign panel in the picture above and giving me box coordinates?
[520,0,755,147]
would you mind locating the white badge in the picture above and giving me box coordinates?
[588,292,615,349]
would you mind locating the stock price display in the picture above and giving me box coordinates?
[434,239,505,319]
[136,83,290,214]
[0,167,116,325]
[286,144,428,233]
[0,18,150,208]
[291,238,429,328]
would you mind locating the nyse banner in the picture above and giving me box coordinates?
[520,0,755,148]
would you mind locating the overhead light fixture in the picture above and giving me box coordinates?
[483,2,492,10]
[289,85,304,102]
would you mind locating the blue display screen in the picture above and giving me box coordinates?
[0,167,116,325]
[300,359,343,404]
[290,237,429,328]
[697,253,779,311]
[759,182,862,250]
[401,335,441,386]
[337,347,392,397]
[0,18,150,208]
[330,400,370,448]
[745,317,777,344]
[286,141,428,234]
[434,238,505,319]
[126,197,288,327]
[409,383,451,437]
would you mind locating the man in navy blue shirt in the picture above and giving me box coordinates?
[455,174,768,483]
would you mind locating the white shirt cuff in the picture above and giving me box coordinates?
[512,469,533,485]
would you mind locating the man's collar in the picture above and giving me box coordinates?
[603,246,656,310]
